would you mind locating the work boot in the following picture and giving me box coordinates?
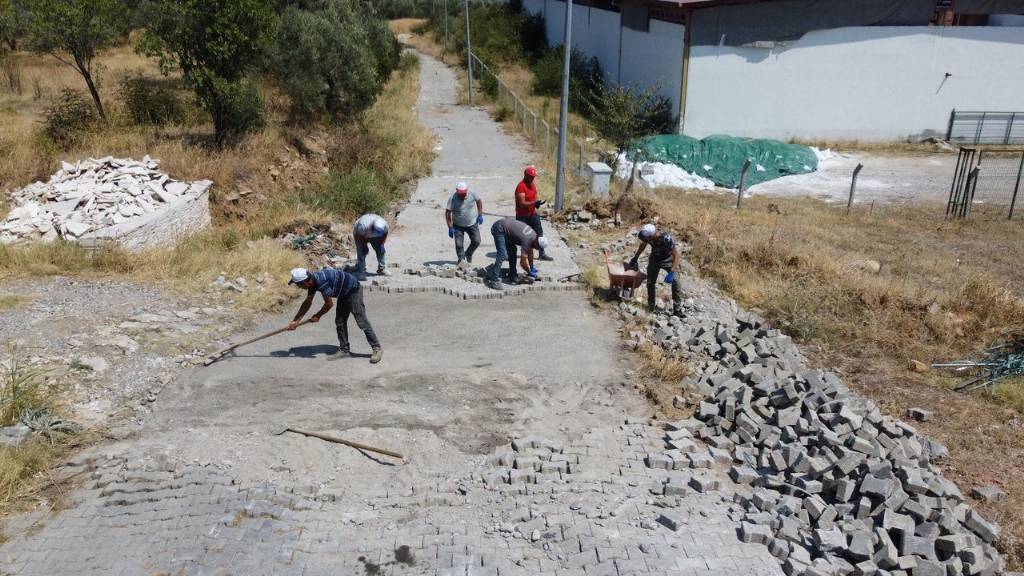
[370,349,383,364]
[673,308,686,319]
[538,252,554,262]
[485,277,504,290]
[376,266,391,276]
[457,258,469,271]
[326,349,351,361]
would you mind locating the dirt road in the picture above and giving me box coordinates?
[0,54,778,576]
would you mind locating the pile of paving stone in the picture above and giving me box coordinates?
[639,302,1005,576]
[1,156,211,244]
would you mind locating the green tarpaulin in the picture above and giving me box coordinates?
[627,135,819,189]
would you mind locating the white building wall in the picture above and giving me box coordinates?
[522,0,683,116]
[619,19,684,116]
[684,27,1024,141]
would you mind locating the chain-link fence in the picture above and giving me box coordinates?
[947,147,1024,220]
[469,52,601,175]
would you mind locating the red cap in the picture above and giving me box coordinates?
[524,166,538,177]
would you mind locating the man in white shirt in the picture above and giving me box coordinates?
[352,213,390,277]
[445,182,485,269]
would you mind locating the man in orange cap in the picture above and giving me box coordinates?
[515,165,553,261]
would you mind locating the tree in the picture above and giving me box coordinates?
[270,0,398,121]
[0,0,27,51]
[24,0,128,119]
[588,83,673,159]
[140,0,276,144]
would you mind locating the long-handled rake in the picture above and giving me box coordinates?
[203,319,311,366]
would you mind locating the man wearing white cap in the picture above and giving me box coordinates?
[628,223,683,317]
[352,213,390,277]
[485,216,549,290]
[287,267,382,363]
[445,181,485,269]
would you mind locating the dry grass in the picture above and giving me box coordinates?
[0,294,28,311]
[645,189,1024,567]
[388,18,426,35]
[0,44,432,313]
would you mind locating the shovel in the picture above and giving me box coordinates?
[203,319,311,366]
[271,426,404,460]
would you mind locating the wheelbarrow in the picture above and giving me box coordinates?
[604,250,646,300]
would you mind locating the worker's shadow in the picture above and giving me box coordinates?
[267,345,340,358]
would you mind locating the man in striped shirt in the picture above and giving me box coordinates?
[288,267,382,363]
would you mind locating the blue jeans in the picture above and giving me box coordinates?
[489,221,512,280]
[355,237,385,272]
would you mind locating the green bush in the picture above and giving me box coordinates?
[428,1,546,66]
[377,0,430,19]
[270,0,399,122]
[300,168,395,218]
[206,78,265,142]
[532,46,604,113]
[588,83,674,154]
[139,0,276,145]
[118,72,184,126]
[42,88,97,148]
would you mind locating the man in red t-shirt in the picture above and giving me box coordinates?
[514,165,553,261]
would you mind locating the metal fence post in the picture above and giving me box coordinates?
[736,159,752,210]
[847,163,864,214]
[1005,112,1016,145]
[578,140,584,173]
[1010,151,1023,220]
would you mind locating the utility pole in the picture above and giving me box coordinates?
[465,0,473,106]
[554,0,572,211]
[443,0,448,52]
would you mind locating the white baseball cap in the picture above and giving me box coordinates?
[638,224,657,239]
[455,182,468,193]
[288,267,310,285]
[537,236,549,250]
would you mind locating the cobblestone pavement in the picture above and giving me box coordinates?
[1,420,780,576]
[0,53,779,576]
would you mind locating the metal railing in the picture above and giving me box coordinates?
[469,52,599,175]
[946,146,1023,220]
[947,110,1024,145]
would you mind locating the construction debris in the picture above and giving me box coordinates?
[1,156,211,247]
[933,339,1024,393]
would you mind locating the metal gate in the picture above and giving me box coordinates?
[947,146,1024,220]
[947,110,1024,145]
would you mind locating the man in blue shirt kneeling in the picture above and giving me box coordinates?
[287,267,382,364]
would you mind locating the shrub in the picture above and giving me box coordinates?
[270,0,399,122]
[42,88,98,148]
[140,0,276,145]
[0,352,43,428]
[532,46,605,113]
[206,78,266,142]
[588,83,674,155]
[478,67,498,99]
[493,105,511,122]
[300,168,394,218]
[118,72,184,126]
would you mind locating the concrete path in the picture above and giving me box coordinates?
[0,54,779,576]
[380,54,579,296]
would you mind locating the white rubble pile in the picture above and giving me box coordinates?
[614,153,717,191]
[0,156,212,244]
